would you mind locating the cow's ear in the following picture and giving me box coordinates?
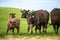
[27,10,30,14]
[27,10,30,13]
[9,12,15,15]
[27,10,30,12]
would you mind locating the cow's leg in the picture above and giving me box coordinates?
[53,25,56,34]
[56,25,59,34]
[6,29,9,34]
[43,24,47,33]
[27,24,33,34]
[27,25,30,34]
[38,25,41,34]
[35,25,38,34]
[35,25,41,34]
[45,24,47,33]
[31,25,34,34]
[17,27,19,34]
[12,28,14,34]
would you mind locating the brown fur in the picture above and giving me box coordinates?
[7,13,20,34]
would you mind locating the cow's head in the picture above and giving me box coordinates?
[26,13,32,24]
[21,10,30,18]
[9,13,16,18]
[26,12,35,24]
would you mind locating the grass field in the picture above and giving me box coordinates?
[0,7,60,38]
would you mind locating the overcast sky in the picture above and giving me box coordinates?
[0,0,60,11]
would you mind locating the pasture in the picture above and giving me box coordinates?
[0,7,60,39]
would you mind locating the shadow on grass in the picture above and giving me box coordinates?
[0,32,60,38]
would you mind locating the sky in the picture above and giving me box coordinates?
[0,0,60,11]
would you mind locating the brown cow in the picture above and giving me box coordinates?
[7,13,20,34]
[51,8,60,34]
[21,10,49,34]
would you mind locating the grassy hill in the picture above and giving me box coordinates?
[0,7,60,38]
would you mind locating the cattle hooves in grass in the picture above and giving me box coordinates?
[55,32,58,34]
[31,31,33,34]
[43,32,47,34]
[39,32,41,34]
[26,33,29,36]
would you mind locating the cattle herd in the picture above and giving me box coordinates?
[7,8,60,34]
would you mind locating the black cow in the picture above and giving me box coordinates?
[51,8,60,34]
[21,9,49,34]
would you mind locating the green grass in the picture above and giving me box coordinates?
[0,7,60,38]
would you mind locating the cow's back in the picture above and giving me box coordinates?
[35,10,48,24]
[51,8,60,25]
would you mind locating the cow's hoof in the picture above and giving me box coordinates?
[26,32,29,34]
[43,31,47,34]
[43,32,47,34]
[26,33,29,36]
[55,32,58,34]
[12,33,14,35]
[31,31,33,34]
[17,33,19,34]
[35,32,37,35]
[39,32,41,34]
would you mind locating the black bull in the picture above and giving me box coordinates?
[21,10,49,34]
[51,8,60,34]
